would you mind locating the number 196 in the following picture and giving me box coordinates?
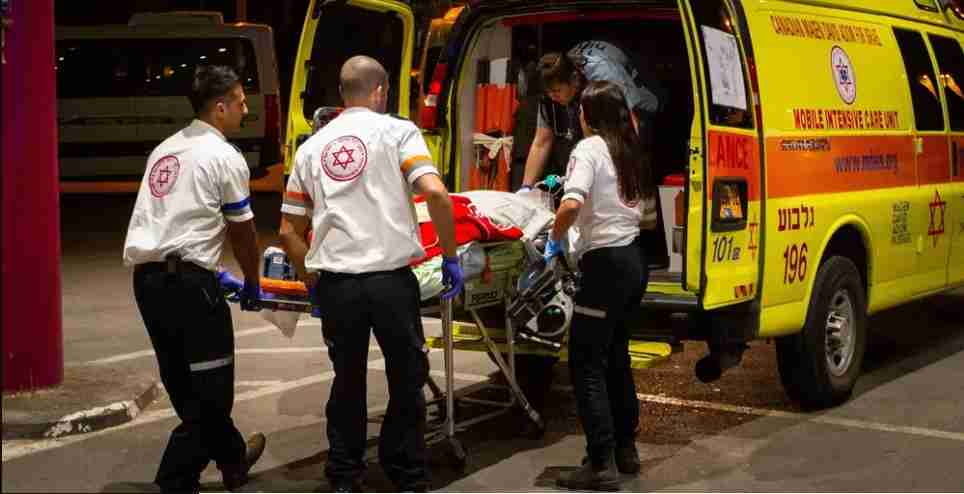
[783,242,808,284]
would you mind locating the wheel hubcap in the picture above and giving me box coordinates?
[825,289,856,377]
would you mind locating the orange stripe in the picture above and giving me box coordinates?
[285,190,311,203]
[918,136,952,185]
[401,154,432,174]
[765,135,917,198]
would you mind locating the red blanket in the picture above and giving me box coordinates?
[413,195,522,264]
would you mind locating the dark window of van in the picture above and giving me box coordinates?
[138,38,261,97]
[56,38,260,99]
[928,35,964,131]
[913,0,940,12]
[894,28,945,131]
[303,4,404,120]
[689,0,753,129]
[56,41,137,98]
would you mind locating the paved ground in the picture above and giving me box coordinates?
[2,193,963,492]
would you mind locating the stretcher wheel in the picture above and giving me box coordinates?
[522,420,546,440]
[442,437,467,470]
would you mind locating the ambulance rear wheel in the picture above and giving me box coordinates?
[776,256,867,410]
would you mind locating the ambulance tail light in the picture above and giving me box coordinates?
[263,94,283,165]
[420,63,447,130]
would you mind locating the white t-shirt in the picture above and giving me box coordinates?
[281,107,439,274]
[562,135,651,260]
[123,119,254,271]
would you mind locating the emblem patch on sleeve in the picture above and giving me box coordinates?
[321,135,368,182]
[148,155,180,198]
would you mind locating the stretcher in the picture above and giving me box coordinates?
[252,235,673,468]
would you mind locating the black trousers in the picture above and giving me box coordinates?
[313,267,429,489]
[133,263,246,492]
[569,238,647,467]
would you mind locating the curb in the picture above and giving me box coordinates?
[2,381,161,440]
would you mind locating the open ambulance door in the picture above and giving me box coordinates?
[284,0,416,166]
[678,0,765,312]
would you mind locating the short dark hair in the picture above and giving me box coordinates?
[538,52,580,88]
[189,65,241,115]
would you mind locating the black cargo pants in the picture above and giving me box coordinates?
[133,261,246,492]
[569,238,647,467]
[312,266,430,490]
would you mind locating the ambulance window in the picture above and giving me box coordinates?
[894,28,945,131]
[303,4,404,120]
[928,35,964,131]
[913,0,940,12]
[689,0,753,129]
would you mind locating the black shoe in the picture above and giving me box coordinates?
[221,432,267,491]
[557,455,620,491]
[615,443,641,474]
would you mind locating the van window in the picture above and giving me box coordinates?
[303,4,404,120]
[56,38,260,99]
[893,28,945,131]
[688,0,753,129]
[928,34,964,131]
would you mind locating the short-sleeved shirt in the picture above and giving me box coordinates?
[123,119,254,271]
[562,135,651,260]
[281,107,439,274]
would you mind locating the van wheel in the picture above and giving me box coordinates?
[776,256,866,410]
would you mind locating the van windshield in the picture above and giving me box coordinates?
[56,37,260,99]
[302,3,404,120]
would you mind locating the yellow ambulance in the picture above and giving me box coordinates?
[285,0,963,409]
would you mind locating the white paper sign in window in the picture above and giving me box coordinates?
[701,26,748,111]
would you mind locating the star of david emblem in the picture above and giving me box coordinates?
[331,146,355,169]
[928,189,946,247]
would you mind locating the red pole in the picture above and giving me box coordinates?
[1,0,63,392]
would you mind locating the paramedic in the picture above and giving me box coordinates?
[123,65,266,494]
[518,40,662,191]
[278,55,462,493]
[544,81,658,491]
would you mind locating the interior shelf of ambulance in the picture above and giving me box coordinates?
[454,8,695,289]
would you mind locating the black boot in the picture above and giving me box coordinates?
[615,443,640,474]
[557,453,620,491]
[221,432,267,491]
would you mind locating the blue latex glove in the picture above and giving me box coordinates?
[516,184,534,194]
[240,279,263,312]
[440,256,464,300]
[543,238,563,263]
[216,269,243,302]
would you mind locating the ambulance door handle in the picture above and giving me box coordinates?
[915,137,924,155]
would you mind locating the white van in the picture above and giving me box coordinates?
[56,11,282,179]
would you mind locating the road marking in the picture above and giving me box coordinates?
[236,380,284,387]
[2,350,445,463]
[634,393,964,442]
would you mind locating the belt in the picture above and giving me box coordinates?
[136,255,212,276]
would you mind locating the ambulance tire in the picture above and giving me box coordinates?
[776,256,867,410]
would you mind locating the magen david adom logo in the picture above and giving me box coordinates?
[321,135,369,182]
[148,155,180,198]
[831,45,857,105]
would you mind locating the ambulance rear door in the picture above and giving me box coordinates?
[679,0,765,310]
[285,0,416,168]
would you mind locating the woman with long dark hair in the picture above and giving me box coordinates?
[544,80,657,491]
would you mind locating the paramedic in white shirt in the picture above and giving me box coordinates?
[544,80,658,491]
[278,55,461,493]
[122,65,265,493]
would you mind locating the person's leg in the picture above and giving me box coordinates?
[175,272,247,482]
[316,274,372,488]
[134,270,209,492]
[367,269,430,491]
[604,242,646,473]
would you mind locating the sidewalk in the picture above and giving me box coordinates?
[2,361,160,440]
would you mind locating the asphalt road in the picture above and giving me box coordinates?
[2,193,963,492]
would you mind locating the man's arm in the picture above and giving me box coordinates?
[227,219,261,285]
[521,127,554,188]
[279,213,312,282]
[414,173,457,258]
